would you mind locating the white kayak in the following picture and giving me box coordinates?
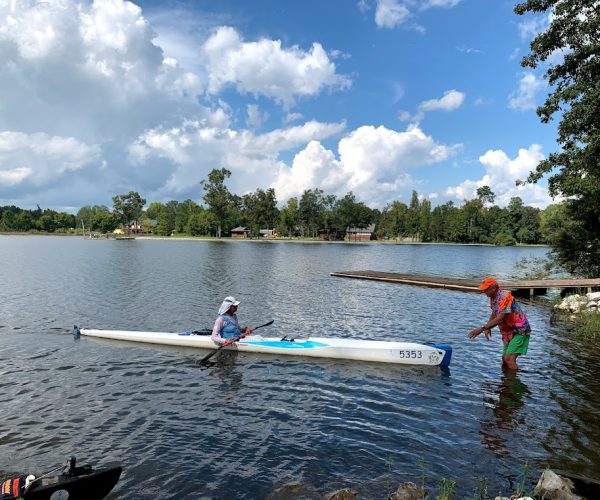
[75,327,452,368]
[74,327,452,368]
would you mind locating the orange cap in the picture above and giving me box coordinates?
[478,277,498,290]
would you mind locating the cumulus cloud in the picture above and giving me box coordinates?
[246,104,269,129]
[128,119,347,199]
[405,90,466,122]
[273,124,461,206]
[508,72,545,111]
[201,26,351,108]
[373,0,461,29]
[0,131,100,194]
[375,0,410,29]
[0,0,355,208]
[445,145,554,208]
[421,0,462,8]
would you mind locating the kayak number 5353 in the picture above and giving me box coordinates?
[398,350,422,359]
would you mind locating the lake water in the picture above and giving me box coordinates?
[1,236,599,499]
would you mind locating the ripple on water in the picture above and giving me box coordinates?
[1,238,599,498]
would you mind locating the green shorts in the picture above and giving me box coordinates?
[503,334,530,356]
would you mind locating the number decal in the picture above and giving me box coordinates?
[398,350,422,359]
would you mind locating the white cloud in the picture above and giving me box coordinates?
[508,72,545,111]
[373,0,462,29]
[0,131,100,192]
[284,112,304,124]
[419,90,465,113]
[445,144,554,208]
[273,124,461,207]
[246,104,269,129]
[201,26,351,108]
[517,11,551,40]
[375,0,410,29]
[128,119,347,199]
[407,90,466,122]
[421,0,462,8]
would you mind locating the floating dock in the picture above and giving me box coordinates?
[330,271,600,297]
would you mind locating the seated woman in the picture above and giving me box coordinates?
[211,296,254,346]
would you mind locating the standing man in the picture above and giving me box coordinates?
[468,277,531,371]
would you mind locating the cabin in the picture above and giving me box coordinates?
[345,224,376,242]
[259,229,274,238]
[231,226,250,238]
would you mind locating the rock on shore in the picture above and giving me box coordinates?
[554,292,600,314]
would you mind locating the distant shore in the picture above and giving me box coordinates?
[0,231,549,248]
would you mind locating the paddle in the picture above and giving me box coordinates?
[198,319,274,364]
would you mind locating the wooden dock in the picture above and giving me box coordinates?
[330,271,600,297]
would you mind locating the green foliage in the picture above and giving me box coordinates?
[298,188,327,237]
[472,476,488,500]
[278,197,299,237]
[476,185,495,205]
[201,168,233,238]
[515,462,530,499]
[572,313,600,339]
[112,191,146,230]
[242,188,279,235]
[513,256,557,280]
[514,0,600,277]
[436,478,456,500]
[0,205,75,233]
[418,456,427,497]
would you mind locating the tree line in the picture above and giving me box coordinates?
[74,169,562,246]
[0,166,561,248]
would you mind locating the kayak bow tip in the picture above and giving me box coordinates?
[430,343,452,369]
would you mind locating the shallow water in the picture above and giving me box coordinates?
[1,236,599,498]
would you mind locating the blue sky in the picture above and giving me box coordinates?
[0,0,556,212]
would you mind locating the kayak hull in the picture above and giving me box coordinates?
[4,462,122,500]
[76,327,452,368]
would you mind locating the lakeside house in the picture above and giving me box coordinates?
[231,227,250,238]
[345,224,376,242]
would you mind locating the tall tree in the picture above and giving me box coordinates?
[298,188,326,237]
[201,168,233,238]
[242,188,279,235]
[515,0,600,276]
[406,191,421,240]
[112,191,146,233]
[476,185,496,205]
[279,197,299,237]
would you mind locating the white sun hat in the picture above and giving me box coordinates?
[218,296,240,315]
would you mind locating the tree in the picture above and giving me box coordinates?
[379,201,408,240]
[298,188,326,237]
[112,191,146,233]
[540,202,568,244]
[406,191,421,240]
[242,188,279,235]
[515,0,600,276]
[335,192,358,232]
[176,199,201,233]
[476,185,495,205]
[279,197,299,237]
[201,168,233,238]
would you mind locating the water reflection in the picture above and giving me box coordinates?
[480,372,531,456]
[205,351,244,402]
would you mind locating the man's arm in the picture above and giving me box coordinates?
[468,313,506,339]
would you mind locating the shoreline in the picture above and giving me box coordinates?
[0,232,550,248]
